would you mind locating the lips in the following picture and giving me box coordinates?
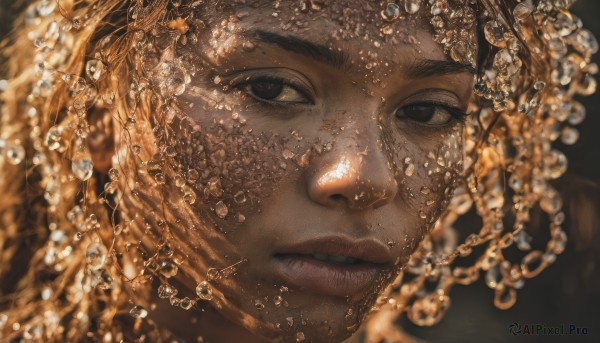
[273,236,394,297]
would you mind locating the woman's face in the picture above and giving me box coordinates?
[121,1,475,342]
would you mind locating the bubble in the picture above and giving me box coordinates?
[129,305,148,319]
[196,281,213,301]
[215,201,229,218]
[85,243,107,270]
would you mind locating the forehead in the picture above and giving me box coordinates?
[197,0,463,70]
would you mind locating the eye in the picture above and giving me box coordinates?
[243,77,310,104]
[396,103,466,126]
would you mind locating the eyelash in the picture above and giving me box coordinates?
[230,75,468,125]
[234,75,313,105]
[402,101,469,123]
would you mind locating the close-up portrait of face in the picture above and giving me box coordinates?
[0,1,599,342]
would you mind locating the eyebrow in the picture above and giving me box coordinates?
[406,59,476,78]
[251,30,350,70]
[248,30,475,77]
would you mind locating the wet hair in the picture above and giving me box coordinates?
[0,0,596,341]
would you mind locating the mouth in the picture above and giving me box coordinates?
[273,236,394,297]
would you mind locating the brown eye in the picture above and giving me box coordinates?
[396,103,462,126]
[249,80,284,100]
[401,104,438,122]
[243,77,310,104]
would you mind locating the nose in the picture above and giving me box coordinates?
[307,131,398,211]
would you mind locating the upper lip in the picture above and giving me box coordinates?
[274,235,394,264]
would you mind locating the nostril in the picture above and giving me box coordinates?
[329,194,345,202]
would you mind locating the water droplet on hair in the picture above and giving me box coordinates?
[160,259,179,278]
[295,331,305,342]
[158,284,178,298]
[36,0,57,17]
[72,152,94,181]
[85,59,106,81]
[129,305,148,319]
[196,281,213,300]
[180,297,195,310]
[5,142,25,165]
[286,317,294,326]
[86,243,107,270]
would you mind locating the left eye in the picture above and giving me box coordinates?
[396,104,461,126]
[243,79,309,104]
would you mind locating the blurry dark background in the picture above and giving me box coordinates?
[1,1,599,343]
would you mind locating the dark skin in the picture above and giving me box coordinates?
[95,1,476,342]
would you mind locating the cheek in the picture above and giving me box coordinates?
[383,124,464,236]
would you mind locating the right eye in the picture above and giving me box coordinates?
[242,77,310,104]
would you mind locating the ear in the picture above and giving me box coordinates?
[87,107,114,174]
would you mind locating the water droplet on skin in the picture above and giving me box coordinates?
[86,243,107,270]
[196,281,213,301]
[282,149,295,159]
[273,295,283,307]
[215,201,229,218]
[129,305,148,319]
[242,41,256,51]
[254,299,265,310]
[404,163,415,176]
[233,191,247,204]
[381,3,400,22]
[404,0,421,14]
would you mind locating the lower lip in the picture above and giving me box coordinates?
[273,255,386,297]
